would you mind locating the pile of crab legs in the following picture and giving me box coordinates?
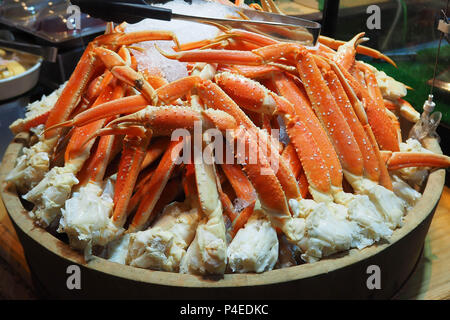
[7,3,450,273]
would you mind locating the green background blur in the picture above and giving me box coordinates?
[244,0,450,126]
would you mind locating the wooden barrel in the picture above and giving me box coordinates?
[0,133,445,299]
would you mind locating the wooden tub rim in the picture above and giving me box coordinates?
[0,133,445,289]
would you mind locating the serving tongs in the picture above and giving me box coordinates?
[71,0,321,46]
[0,30,57,62]
[0,39,58,62]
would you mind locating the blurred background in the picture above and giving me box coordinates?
[247,0,449,128]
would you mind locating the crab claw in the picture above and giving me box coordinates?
[383,151,450,171]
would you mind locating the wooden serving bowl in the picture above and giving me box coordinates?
[0,133,445,299]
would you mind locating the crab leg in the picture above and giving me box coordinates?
[333,62,400,152]
[318,35,397,67]
[271,73,342,180]
[281,144,309,198]
[111,132,152,227]
[22,78,128,226]
[234,127,290,218]
[221,64,284,79]
[396,98,420,123]
[81,70,299,205]
[214,71,276,115]
[10,110,51,135]
[64,81,126,166]
[43,30,179,143]
[47,76,206,131]
[181,147,227,275]
[159,47,264,66]
[328,61,393,189]
[96,105,301,245]
[140,137,170,170]
[382,151,450,171]
[94,47,158,104]
[75,133,118,188]
[82,107,235,230]
[128,139,184,232]
[285,116,333,202]
[331,33,368,71]
[221,163,257,236]
[197,79,302,203]
[229,127,305,246]
[44,43,102,144]
[321,66,380,183]
[215,71,342,201]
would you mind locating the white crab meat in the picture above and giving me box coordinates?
[105,234,131,265]
[333,190,392,246]
[298,202,361,263]
[396,138,432,186]
[365,184,406,229]
[6,124,55,193]
[345,195,392,246]
[361,62,407,100]
[345,172,406,229]
[289,193,393,263]
[58,178,121,251]
[289,198,321,219]
[22,164,79,227]
[391,175,422,209]
[126,201,200,272]
[179,161,227,275]
[227,206,278,273]
[6,144,49,194]
[7,88,66,193]
[179,209,227,275]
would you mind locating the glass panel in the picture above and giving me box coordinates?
[0,0,106,43]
